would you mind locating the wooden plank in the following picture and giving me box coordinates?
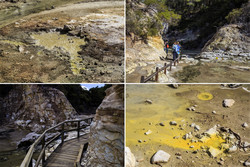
[45,136,88,167]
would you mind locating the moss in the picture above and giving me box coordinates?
[174,63,201,82]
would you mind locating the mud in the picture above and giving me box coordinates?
[126,84,250,167]
[0,0,124,83]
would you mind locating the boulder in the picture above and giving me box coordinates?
[151,150,171,164]
[126,147,136,167]
[223,99,235,107]
[17,132,40,148]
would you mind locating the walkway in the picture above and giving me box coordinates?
[45,134,89,167]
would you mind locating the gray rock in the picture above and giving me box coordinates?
[145,99,152,104]
[194,125,200,131]
[212,111,216,114]
[169,121,177,126]
[17,132,40,148]
[244,160,250,166]
[159,122,165,126]
[242,122,248,128]
[151,150,171,164]
[223,99,235,107]
[228,145,237,152]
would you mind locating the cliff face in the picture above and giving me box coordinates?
[200,1,250,61]
[84,85,124,167]
[0,85,77,133]
[126,36,166,74]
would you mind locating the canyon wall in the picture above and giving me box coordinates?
[0,85,77,133]
[84,84,124,167]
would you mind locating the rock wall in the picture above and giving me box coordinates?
[126,36,166,74]
[0,85,77,133]
[84,85,124,167]
[200,2,250,62]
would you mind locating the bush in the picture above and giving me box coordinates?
[226,8,243,23]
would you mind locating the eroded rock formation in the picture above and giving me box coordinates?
[0,85,77,133]
[201,1,250,62]
[84,85,124,167]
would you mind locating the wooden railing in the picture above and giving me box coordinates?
[140,55,181,83]
[20,117,94,167]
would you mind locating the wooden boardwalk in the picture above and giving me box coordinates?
[45,134,89,167]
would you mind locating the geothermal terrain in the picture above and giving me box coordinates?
[0,0,124,83]
[126,84,250,167]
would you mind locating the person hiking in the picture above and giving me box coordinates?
[164,40,169,57]
[176,41,181,59]
[172,42,178,61]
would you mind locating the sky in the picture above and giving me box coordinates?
[80,84,105,90]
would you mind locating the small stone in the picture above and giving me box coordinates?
[176,156,182,159]
[172,84,178,89]
[190,123,196,127]
[212,111,216,114]
[145,99,153,104]
[159,122,165,126]
[242,122,248,128]
[194,125,200,131]
[208,147,222,157]
[145,130,152,135]
[194,105,198,107]
[175,153,181,156]
[190,146,194,148]
[220,158,224,161]
[151,150,171,164]
[244,160,250,166]
[138,140,142,143]
[229,134,235,139]
[192,151,198,154]
[217,161,224,165]
[170,121,177,126]
[228,145,237,152]
[18,45,24,53]
[223,99,235,108]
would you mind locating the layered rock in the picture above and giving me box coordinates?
[84,85,124,167]
[0,85,77,133]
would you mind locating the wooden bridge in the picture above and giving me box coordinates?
[20,117,94,167]
[140,55,181,83]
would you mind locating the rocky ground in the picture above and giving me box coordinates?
[126,84,250,167]
[0,0,124,83]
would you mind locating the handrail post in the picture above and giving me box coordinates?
[42,135,45,166]
[164,63,167,74]
[140,76,144,83]
[170,61,172,71]
[174,59,176,66]
[77,121,80,138]
[61,123,64,144]
[155,67,159,82]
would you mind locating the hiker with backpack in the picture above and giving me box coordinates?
[172,41,179,61]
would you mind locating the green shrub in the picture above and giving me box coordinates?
[226,8,243,23]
